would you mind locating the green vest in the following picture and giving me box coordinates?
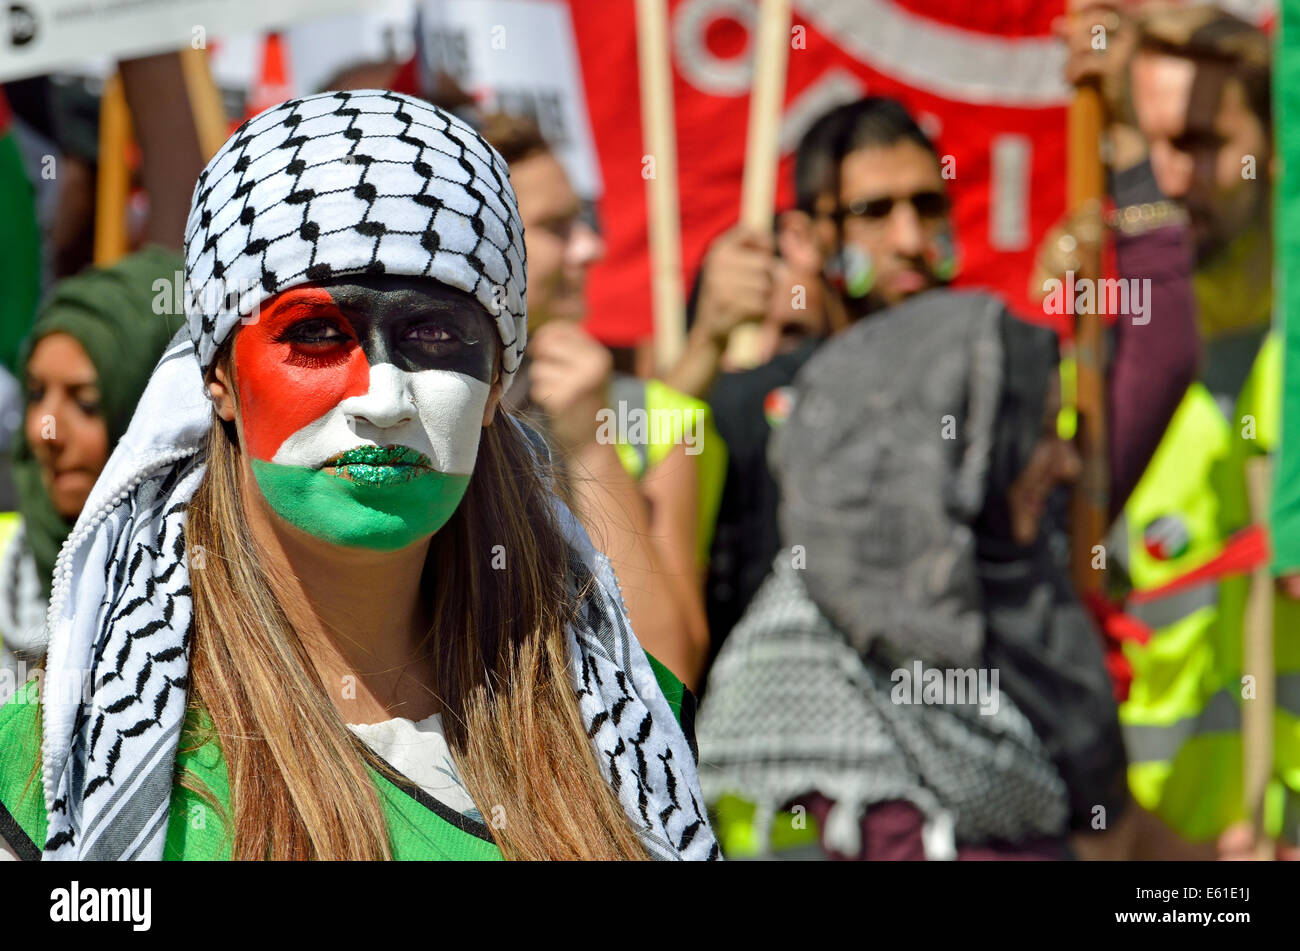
[0,651,689,860]
[1117,332,1300,841]
[608,375,728,568]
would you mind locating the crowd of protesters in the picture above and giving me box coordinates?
[0,2,1295,861]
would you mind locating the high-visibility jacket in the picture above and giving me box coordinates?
[0,511,28,670]
[1115,331,1300,842]
[608,375,728,569]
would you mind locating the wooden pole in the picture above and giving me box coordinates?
[725,0,792,371]
[739,0,791,228]
[635,0,686,374]
[1244,457,1276,860]
[179,48,230,162]
[94,51,227,267]
[93,72,131,266]
[1066,0,1109,595]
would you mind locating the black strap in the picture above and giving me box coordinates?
[373,758,498,845]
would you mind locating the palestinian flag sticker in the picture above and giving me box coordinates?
[764,386,795,429]
[1143,515,1191,562]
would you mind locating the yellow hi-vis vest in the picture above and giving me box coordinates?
[0,511,20,660]
[607,375,728,570]
[1115,332,1300,842]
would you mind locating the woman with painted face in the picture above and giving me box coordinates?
[0,92,717,861]
[0,248,185,677]
[697,291,1131,859]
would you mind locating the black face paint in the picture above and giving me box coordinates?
[316,276,498,384]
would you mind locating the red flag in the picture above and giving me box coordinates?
[569,0,1070,345]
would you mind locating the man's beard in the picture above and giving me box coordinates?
[1189,206,1226,264]
[843,287,887,322]
[1191,186,1269,266]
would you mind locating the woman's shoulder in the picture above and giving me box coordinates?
[0,674,39,727]
[164,709,235,859]
[0,694,241,860]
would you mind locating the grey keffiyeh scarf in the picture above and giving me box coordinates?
[699,292,1119,857]
[38,90,717,861]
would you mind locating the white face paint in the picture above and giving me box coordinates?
[271,363,492,475]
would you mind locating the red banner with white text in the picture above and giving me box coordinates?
[569,0,1071,344]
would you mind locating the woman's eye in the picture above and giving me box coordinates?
[404,323,461,348]
[543,217,575,241]
[277,318,354,368]
[283,319,350,347]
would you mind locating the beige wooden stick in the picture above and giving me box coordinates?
[96,52,226,266]
[1065,0,1109,596]
[94,72,132,266]
[1244,456,1275,860]
[635,0,686,374]
[179,48,230,162]
[725,0,791,371]
[740,0,791,230]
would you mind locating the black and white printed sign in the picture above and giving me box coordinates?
[0,0,370,82]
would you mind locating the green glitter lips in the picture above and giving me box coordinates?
[325,445,434,486]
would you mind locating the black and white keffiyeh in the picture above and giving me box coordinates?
[37,91,717,861]
[184,89,527,387]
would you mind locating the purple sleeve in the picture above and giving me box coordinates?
[1106,216,1200,517]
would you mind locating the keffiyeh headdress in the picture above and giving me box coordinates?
[38,91,717,861]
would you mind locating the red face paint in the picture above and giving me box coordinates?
[232,287,371,462]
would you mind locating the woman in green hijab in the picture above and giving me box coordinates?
[0,246,184,674]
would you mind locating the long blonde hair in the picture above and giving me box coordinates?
[184,364,648,860]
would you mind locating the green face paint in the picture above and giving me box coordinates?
[251,458,472,550]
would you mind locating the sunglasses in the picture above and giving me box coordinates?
[834,190,950,223]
